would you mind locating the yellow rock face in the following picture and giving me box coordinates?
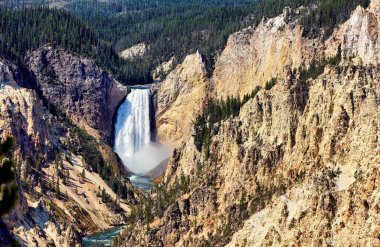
[154,9,324,146]
[154,51,208,147]
[119,43,148,60]
[134,2,380,246]
[213,9,319,99]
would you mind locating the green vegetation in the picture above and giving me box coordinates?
[66,123,132,199]
[55,177,60,198]
[264,78,277,90]
[98,187,123,213]
[129,173,189,223]
[65,0,319,74]
[21,154,46,197]
[45,200,71,223]
[194,86,261,155]
[0,137,18,216]
[0,7,151,84]
[79,169,86,184]
[313,167,341,193]
[249,181,287,213]
[55,154,69,186]
[63,0,366,75]
[300,46,341,80]
[300,0,371,38]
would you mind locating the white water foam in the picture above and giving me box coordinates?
[114,87,171,174]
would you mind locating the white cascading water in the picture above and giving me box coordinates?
[114,87,170,175]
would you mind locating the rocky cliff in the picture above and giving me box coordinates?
[326,0,380,65]
[25,45,128,143]
[155,0,380,147]
[154,8,322,147]
[120,0,380,246]
[0,52,134,246]
[153,51,208,147]
[212,7,321,99]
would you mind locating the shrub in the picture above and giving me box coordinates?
[194,86,261,154]
[0,137,19,217]
[264,78,277,90]
[300,46,341,81]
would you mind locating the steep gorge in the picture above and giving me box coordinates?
[119,1,380,246]
[1,0,380,246]
[0,48,136,246]
[25,45,128,143]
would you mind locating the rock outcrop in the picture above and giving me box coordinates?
[119,43,148,60]
[153,8,323,146]
[25,45,128,142]
[0,76,58,172]
[213,7,320,98]
[0,54,133,246]
[153,56,176,81]
[153,0,380,146]
[153,51,208,147]
[326,0,380,65]
[121,1,380,246]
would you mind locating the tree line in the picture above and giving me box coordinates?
[300,0,370,38]
[65,0,320,75]
[194,85,263,156]
[63,0,365,78]
[0,7,152,84]
[0,0,368,84]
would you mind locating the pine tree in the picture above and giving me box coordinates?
[59,155,64,170]
[179,172,188,192]
[54,154,59,171]
[101,188,106,202]
[55,178,60,199]
[0,137,19,216]
[62,169,68,185]
[81,169,86,180]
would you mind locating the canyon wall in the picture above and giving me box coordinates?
[154,0,380,147]
[121,1,380,246]
[0,53,133,246]
[213,7,319,98]
[155,8,322,146]
[153,51,208,147]
[25,45,128,143]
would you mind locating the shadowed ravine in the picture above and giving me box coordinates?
[82,86,171,244]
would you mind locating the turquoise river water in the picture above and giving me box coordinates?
[83,226,123,247]
[82,176,153,246]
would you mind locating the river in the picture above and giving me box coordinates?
[82,226,123,247]
[82,86,168,245]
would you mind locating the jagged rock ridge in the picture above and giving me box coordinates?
[25,45,128,143]
[0,50,134,246]
[119,1,380,246]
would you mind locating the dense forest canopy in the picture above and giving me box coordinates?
[0,7,153,84]
[64,0,317,72]
[0,0,371,84]
[63,0,372,74]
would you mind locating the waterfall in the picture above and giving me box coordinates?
[114,87,170,175]
[114,88,151,158]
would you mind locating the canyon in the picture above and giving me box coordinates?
[1,0,380,246]
[118,0,380,246]
[0,47,136,246]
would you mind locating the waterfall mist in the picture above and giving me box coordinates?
[114,87,171,175]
